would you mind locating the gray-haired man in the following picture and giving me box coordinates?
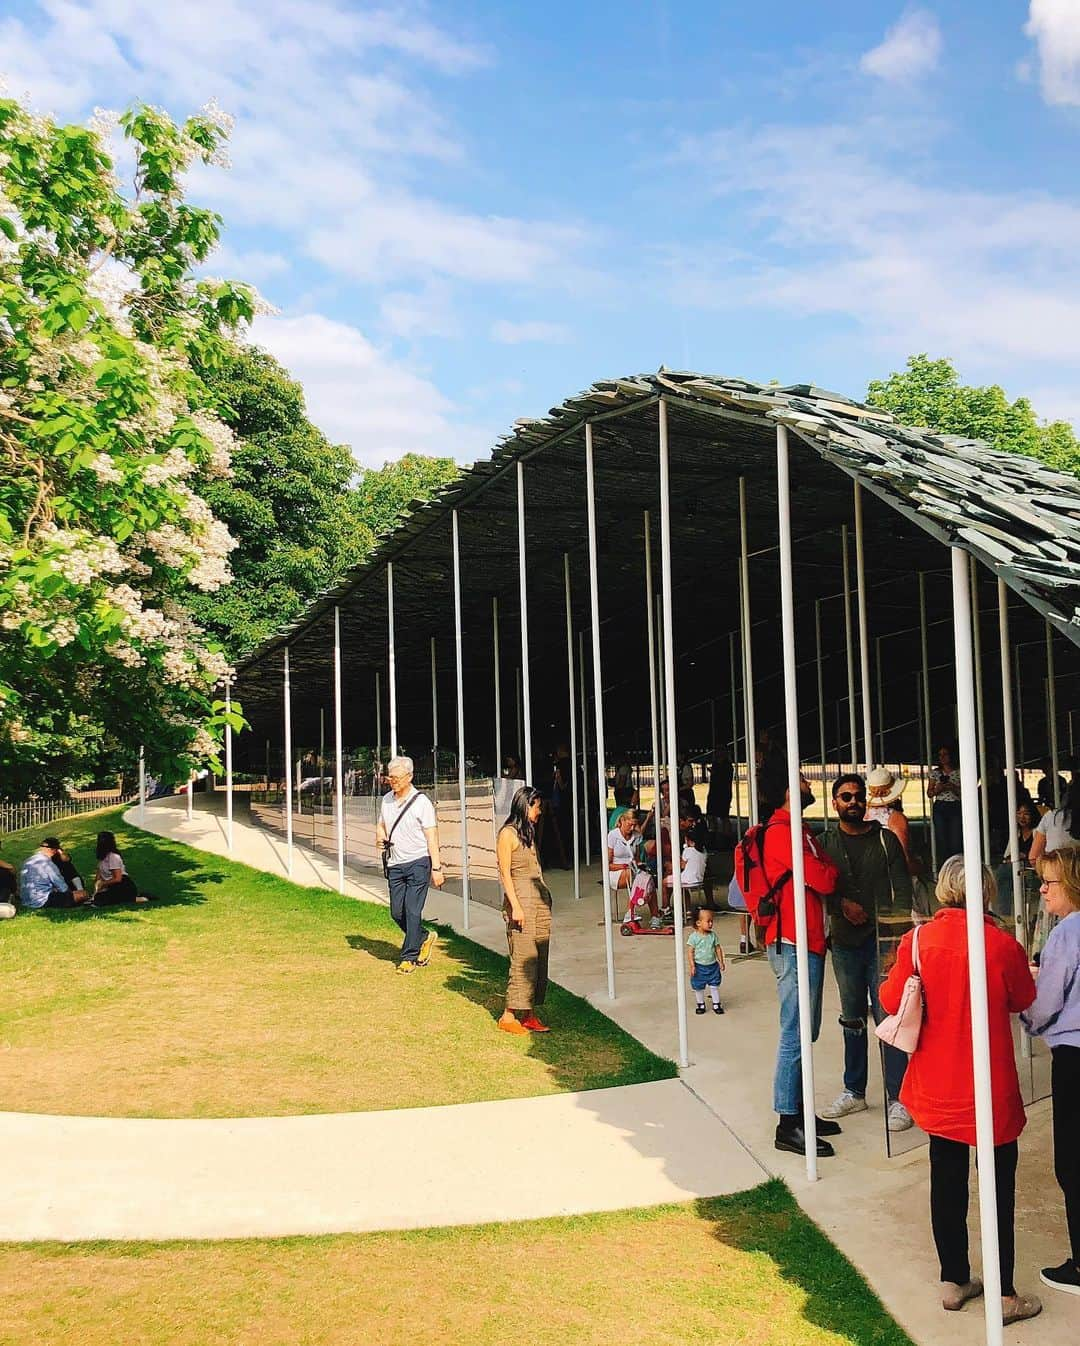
[376,755,445,974]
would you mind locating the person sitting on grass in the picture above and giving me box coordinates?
[686,905,725,1015]
[53,843,89,903]
[93,831,148,905]
[0,841,17,902]
[18,837,89,910]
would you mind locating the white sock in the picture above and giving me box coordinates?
[709,986,721,1007]
[694,991,705,1007]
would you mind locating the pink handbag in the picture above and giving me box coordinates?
[875,924,923,1054]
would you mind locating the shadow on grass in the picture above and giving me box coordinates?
[696,1181,916,1346]
[345,932,403,963]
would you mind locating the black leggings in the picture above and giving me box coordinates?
[1052,1046,1080,1267]
[94,874,138,904]
[928,1134,1017,1295]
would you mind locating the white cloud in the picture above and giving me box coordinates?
[671,119,1080,411]
[249,313,486,466]
[860,10,942,83]
[1025,0,1080,106]
[490,319,572,345]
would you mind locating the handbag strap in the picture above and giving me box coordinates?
[911,920,922,975]
[386,790,421,845]
[878,827,896,905]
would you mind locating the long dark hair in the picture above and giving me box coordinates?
[1064,776,1080,841]
[96,831,120,861]
[501,786,541,848]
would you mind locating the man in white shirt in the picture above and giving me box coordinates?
[376,755,445,974]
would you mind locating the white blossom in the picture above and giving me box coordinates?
[89,452,122,483]
[49,616,79,647]
[190,408,235,477]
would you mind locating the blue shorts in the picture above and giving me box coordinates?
[690,961,722,990]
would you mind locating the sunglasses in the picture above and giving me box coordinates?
[836,792,866,802]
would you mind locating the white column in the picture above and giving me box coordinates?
[730,631,743,832]
[776,424,819,1182]
[284,646,294,878]
[138,744,146,822]
[1014,647,1024,773]
[919,572,936,871]
[875,636,885,765]
[186,769,194,822]
[333,606,345,894]
[1047,623,1060,807]
[492,596,502,773]
[999,582,1022,943]
[971,557,990,863]
[564,552,581,900]
[516,668,523,767]
[655,599,667,770]
[658,400,689,1069]
[319,706,325,814]
[815,600,827,789]
[452,509,471,929]
[842,524,858,769]
[517,460,534,782]
[951,547,1004,1346]
[375,669,382,774]
[853,482,873,768]
[387,564,398,758]
[579,629,591,866]
[431,636,439,798]
[224,683,234,853]
[644,511,663,871]
[739,477,758,825]
[585,422,616,1000]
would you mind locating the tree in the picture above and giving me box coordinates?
[186,346,374,657]
[353,453,460,542]
[0,97,254,797]
[866,355,1080,475]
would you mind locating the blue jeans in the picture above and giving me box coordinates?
[767,943,825,1116]
[831,940,907,1102]
[387,857,431,963]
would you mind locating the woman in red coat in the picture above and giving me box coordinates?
[880,856,1040,1324]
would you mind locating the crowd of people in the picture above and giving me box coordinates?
[0,831,147,913]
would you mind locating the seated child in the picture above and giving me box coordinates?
[664,834,707,893]
[686,905,725,1015]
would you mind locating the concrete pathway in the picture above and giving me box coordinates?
[117,795,1079,1346]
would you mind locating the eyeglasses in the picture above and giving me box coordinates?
[1041,879,1064,889]
[836,792,866,803]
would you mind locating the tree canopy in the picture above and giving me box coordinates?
[353,453,460,543]
[866,354,1080,475]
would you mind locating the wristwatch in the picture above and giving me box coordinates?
[432,867,443,873]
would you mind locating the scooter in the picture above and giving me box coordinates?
[619,905,677,937]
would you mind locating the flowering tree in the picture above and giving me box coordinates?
[0,95,256,797]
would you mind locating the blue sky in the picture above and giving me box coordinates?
[3,1,1079,465]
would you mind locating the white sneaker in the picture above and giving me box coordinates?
[887,1100,914,1132]
[649,916,662,929]
[821,1089,868,1119]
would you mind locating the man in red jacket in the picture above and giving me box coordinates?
[760,774,841,1157]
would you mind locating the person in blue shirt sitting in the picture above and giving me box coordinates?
[18,837,90,911]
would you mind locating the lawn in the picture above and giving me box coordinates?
[0,1182,913,1346]
[0,807,673,1118]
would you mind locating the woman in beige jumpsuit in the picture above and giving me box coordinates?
[497,786,553,1035]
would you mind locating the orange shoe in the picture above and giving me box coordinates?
[520,1016,550,1032]
[498,1017,530,1035]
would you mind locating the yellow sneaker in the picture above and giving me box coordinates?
[417,931,437,966]
[396,961,418,975]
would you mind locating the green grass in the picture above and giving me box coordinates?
[0,807,674,1118]
[0,1182,913,1346]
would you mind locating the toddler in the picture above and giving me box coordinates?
[687,905,725,1015]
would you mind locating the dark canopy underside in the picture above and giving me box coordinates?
[234,373,1080,772]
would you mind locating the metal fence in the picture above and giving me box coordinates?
[0,793,136,835]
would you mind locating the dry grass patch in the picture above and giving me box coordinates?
[0,1184,913,1346]
[0,809,672,1117]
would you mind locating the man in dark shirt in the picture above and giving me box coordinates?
[819,774,913,1133]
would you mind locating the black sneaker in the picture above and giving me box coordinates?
[695,1004,707,1015]
[713,1002,725,1014]
[813,1115,843,1137]
[774,1122,834,1158]
[1040,1261,1080,1296]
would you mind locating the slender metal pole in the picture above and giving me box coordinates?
[265,738,270,797]
[375,669,382,775]
[579,629,591,866]
[284,646,294,877]
[224,684,234,853]
[970,556,990,863]
[319,707,325,814]
[516,668,523,766]
[387,565,398,758]
[916,672,928,850]
[186,769,194,822]
[644,511,663,862]
[655,599,667,770]
[919,572,936,871]
[853,482,873,767]
[564,552,581,900]
[842,524,858,769]
[492,596,502,774]
[815,601,827,790]
[138,744,146,822]
[730,631,742,832]
[452,510,470,928]
[952,547,1005,1346]
[658,401,689,1068]
[517,460,534,782]
[999,582,1022,945]
[777,424,817,1182]
[1014,646,1024,772]
[585,422,616,999]
[875,636,885,765]
[431,636,439,798]
[1047,623,1060,807]
[739,477,758,824]
[333,607,345,892]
